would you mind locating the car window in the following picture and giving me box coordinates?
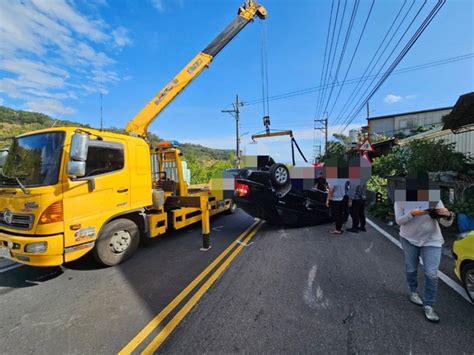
[85,140,124,177]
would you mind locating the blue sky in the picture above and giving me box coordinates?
[0,0,473,163]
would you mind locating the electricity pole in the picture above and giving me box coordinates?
[221,95,242,168]
[314,115,328,159]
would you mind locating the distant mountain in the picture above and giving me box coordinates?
[0,106,90,138]
[0,106,234,183]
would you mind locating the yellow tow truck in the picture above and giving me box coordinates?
[0,1,266,267]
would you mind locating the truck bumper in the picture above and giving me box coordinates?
[0,232,64,267]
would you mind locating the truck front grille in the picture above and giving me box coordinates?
[0,213,34,230]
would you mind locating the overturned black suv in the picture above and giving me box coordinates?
[232,156,332,227]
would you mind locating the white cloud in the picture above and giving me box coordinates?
[30,0,108,42]
[151,0,164,11]
[0,97,4,106]
[384,94,402,104]
[112,27,132,47]
[24,99,76,116]
[0,0,133,116]
[384,94,417,105]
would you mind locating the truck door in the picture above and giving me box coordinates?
[63,138,131,248]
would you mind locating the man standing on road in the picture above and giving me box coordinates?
[347,183,367,233]
[342,180,351,225]
[394,175,455,323]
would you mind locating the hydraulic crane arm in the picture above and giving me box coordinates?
[126,1,267,138]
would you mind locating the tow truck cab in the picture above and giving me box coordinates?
[0,127,152,266]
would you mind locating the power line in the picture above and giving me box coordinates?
[338,0,433,130]
[321,0,360,118]
[318,0,348,120]
[333,0,415,126]
[338,0,427,128]
[315,0,341,120]
[239,53,473,106]
[314,0,335,125]
[326,0,374,119]
[338,0,446,134]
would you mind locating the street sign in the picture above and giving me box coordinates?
[358,139,374,152]
[361,150,371,162]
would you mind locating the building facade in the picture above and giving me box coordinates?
[368,107,453,138]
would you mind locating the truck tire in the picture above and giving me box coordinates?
[269,163,290,188]
[93,218,140,266]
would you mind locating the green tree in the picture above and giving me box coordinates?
[332,133,352,145]
[372,139,471,177]
[406,139,469,175]
[319,141,346,162]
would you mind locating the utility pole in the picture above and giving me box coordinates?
[221,95,241,168]
[313,115,328,159]
[366,101,370,120]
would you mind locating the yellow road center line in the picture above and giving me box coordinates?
[141,221,264,355]
[118,219,261,355]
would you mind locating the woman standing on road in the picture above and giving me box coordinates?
[395,198,455,323]
[326,180,346,235]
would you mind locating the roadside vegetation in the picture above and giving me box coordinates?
[369,139,473,219]
[317,132,473,221]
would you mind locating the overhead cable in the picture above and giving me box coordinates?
[338,0,446,134]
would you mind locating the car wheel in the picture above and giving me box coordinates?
[269,163,290,188]
[461,262,474,302]
[93,219,140,266]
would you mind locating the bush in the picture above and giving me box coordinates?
[367,175,388,200]
[368,199,394,219]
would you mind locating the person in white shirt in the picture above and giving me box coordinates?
[394,175,454,323]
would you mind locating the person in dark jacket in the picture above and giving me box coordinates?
[347,183,367,233]
[342,180,350,224]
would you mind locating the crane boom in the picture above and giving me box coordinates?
[126,0,267,137]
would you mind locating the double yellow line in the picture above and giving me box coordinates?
[119,219,264,355]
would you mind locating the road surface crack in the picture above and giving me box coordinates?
[343,307,359,355]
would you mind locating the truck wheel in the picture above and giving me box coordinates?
[93,219,140,266]
[269,163,290,188]
[461,262,474,302]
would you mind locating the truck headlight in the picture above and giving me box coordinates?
[25,242,47,253]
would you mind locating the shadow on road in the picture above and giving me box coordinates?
[0,266,63,292]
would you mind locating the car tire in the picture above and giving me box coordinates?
[269,163,290,188]
[461,262,474,302]
[92,218,140,266]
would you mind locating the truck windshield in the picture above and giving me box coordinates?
[0,132,65,188]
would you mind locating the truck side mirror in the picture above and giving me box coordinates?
[68,132,89,178]
[67,161,86,178]
[70,132,89,161]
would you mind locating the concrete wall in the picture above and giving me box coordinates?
[368,108,452,137]
[368,117,394,136]
[393,108,452,136]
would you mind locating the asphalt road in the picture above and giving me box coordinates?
[0,210,255,354]
[0,210,473,354]
[159,219,474,354]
